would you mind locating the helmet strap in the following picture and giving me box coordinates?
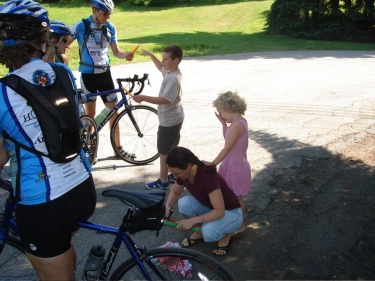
[27,40,42,51]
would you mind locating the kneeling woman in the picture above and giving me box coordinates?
[165,146,243,256]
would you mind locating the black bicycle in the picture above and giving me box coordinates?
[0,178,235,280]
[80,73,159,166]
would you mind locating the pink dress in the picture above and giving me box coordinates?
[218,118,251,196]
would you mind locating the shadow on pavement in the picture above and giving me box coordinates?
[222,129,375,280]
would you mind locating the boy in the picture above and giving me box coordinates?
[133,45,184,189]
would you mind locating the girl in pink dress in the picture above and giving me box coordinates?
[204,91,251,237]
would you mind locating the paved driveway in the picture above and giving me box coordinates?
[70,50,375,279]
[3,50,374,280]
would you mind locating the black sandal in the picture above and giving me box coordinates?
[212,237,233,256]
[181,235,203,248]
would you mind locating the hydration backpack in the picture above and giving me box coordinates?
[79,18,110,70]
[0,64,82,163]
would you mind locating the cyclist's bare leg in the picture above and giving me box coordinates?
[84,101,97,119]
[159,153,168,183]
[85,100,119,145]
[105,101,120,146]
[26,244,76,281]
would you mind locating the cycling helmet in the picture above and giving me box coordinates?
[0,0,49,44]
[91,0,114,11]
[49,20,72,36]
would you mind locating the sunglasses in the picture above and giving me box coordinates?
[101,10,111,16]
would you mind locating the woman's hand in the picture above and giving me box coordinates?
[176,218,197,231]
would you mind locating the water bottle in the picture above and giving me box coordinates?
[79,105,88,127]
[82,245,106,281]
[94,107,111,126]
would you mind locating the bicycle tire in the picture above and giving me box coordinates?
[0,234,37,280]
[111,105,159,165]
[80,114,99,166]
[110,247,235,281]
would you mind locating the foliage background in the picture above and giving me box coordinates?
[0,0,374,75]
[265,0,375,42]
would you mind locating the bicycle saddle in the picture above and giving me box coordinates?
[102,188,165,211]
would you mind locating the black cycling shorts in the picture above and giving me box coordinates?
[16,176,97,258]
[81,70,117,103]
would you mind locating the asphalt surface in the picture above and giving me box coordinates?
[71,50,375,280]
[4,50,375,280]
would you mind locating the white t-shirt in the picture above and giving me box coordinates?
[157,68,184,127]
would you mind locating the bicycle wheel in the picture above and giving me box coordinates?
[0,235,37,280]
[111,105,159,165]
[80,114,99,166]
[110,248,235,281]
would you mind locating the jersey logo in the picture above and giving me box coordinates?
[32,70,51,87]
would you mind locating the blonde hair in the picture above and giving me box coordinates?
[212,91,247,115]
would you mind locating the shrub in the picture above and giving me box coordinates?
[265,0,375,42]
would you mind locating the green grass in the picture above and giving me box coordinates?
[1,0,374,75]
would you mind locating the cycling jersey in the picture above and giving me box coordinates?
[71,16,117,74]
[0,58,91,205]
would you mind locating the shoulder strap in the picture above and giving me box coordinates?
[79,18,110,69]
[79,18,92,66]
[82,18,91,47]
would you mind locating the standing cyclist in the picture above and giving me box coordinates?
[43,20,72,65]
[0,0,96,280]
[69,0,135,160]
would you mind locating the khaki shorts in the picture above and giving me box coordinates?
[157,122,183,154]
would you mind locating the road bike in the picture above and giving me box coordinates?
[0,177,235,280]
[80,73,159,166]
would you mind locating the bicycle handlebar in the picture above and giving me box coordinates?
[116,73,150,96]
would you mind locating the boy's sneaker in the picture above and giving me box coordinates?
[114,146,136,159]
[146,179,170,190]
[168,173,175,183]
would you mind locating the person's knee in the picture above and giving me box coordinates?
[201,224,221,242]
[178,196,195,216]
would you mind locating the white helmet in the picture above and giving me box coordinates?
[91,0,114,11]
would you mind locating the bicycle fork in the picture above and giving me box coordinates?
[126,105,143,138]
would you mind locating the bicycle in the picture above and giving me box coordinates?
[0,177,235,280]
[79,73,160,166]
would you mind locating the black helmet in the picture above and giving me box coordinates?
[0,0,49,46]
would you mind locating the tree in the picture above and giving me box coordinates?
[265,0,375,42]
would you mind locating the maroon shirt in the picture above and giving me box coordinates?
[176,166,240,210]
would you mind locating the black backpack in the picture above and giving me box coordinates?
[0,64,82,163]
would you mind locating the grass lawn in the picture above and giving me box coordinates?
[0,0,374,75]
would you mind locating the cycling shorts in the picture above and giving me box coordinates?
[157,122,183,154]
[16,176,97,258]
[81,70,118,103]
